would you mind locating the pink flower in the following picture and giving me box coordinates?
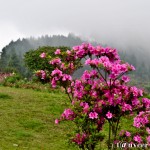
[71,100,75,105]
[125,131,131,137]
[83,104,89,113]
[49,58,61,65]
[119,130,125,136]
[81,70,91,80]
[80,102,89,114]
[40,52,46,58]
[51,78,56,88]
[89,112,98,119]
[133,135,142,143]
[133,112,149,128]
[61,109,74,120]
[39,70,46,79]
[55,119,59,124]
[98,56,112,69]
[67,87,71,93]
[142,98,150,109]
[51,69,62,77]
[72,133,87,145]
[146,128,150,134]
[130,86,139,97]
[62,74,72,81]
[55,49,61,55]
[139,89,143,96]
[60,63,66,70]
[85,58,91,65]
[106,111,112,119]
[132,98,140,106]
[122,75,130,83]
[130,64,135,71]
[73,46,79,51]
[147,136,150,145]
[122,103,132,112]
[66,50,71,55]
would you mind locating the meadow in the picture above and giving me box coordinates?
[0,85,147,150]
[0,86,77,150]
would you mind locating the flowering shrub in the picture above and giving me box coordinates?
[24,46,71,77]
[38,43,150,150]
[0,72,13,83]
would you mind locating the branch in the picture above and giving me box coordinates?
[112,72,127,85]
[64,87,72,102]
[96,68,109,87]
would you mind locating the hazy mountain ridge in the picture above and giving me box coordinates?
[0,34,86,77]
[0,33,150,82]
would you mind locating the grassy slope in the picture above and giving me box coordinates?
[0,86,139,150]
[0,86,77,150]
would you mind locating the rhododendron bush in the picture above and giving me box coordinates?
[38,43,150,150]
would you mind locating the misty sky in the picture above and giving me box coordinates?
[0,0,150,51]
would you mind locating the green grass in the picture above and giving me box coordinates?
[0,92,12,99]
[0,86,77,150]
[0,86,143,150]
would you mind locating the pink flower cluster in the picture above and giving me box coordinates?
[40,52,46,58]
[49,58,61,65]
[55,108,75,124]
[61,108,75,120]
[133,135,142,143]
[89,112,98,119]
[0,72,13,82]
[106,111,112,119]
[142,98,150,109]
[72,133,87,145]
[147,136,150,146]
[133,111,150,145]
[51,68,72,88]
[72,44,119,62]
[38,43,150,148]
[54,49,61,55]
[36,70,46,80]
[119,130,131,137]
[80,102,89,114]
[133,111,150,128]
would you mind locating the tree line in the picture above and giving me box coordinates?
[0,33,150,83]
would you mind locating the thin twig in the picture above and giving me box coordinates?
[64,87,72,102]
[96,68,109,87]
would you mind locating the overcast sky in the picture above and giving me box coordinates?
[0,0,150,51]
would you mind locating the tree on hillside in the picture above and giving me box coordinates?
[7,49,21,72]
[0,47,8,70]
[24,46,70,72]
[0,34,86,77]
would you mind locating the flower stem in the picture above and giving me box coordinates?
[108,121,111,150]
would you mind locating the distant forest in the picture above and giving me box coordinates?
[0,33,150,83]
